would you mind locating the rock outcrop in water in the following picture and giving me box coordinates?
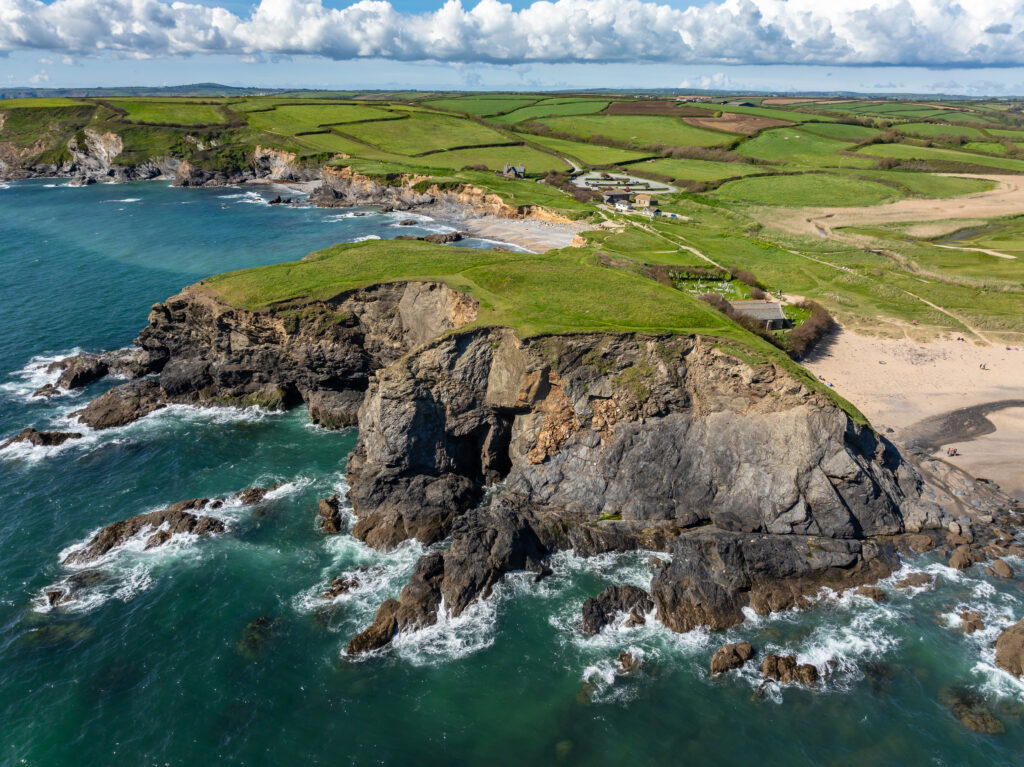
[2,427,82,449]
[56,278,962,655]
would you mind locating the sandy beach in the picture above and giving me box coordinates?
[459,216,586,252]
[803,327,1024,494]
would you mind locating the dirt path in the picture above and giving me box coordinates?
[900,289,991,343]
[755,174,1024,239]
[632,221,724,268]
[934,243,1016,260]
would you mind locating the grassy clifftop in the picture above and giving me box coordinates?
[198,238,868,424]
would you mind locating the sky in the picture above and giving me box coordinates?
[4,0,1024,95]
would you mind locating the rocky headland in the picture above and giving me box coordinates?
[23,274,1024,659]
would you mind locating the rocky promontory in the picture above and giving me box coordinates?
[40,275,980,657]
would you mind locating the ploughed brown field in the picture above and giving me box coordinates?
[683,114,791,134]
[604,101,708,116]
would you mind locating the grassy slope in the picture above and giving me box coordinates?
[536,115,730,147]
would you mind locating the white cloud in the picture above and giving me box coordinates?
[1,0,1024,67]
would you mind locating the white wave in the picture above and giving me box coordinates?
[349,235,381,242]
[0,182,9,190]
[0,348,84,400]
[0,429,100,464]
[217,190,267,205]
[390,595,497,665]
[132,402,287,429]
[461,236,533,253]
[101,197,141,203]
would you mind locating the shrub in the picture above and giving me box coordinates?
[787,300,836,359]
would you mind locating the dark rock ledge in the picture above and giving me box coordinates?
[32,277,1023,658]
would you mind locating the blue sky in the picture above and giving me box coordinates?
[4,0,1024,95]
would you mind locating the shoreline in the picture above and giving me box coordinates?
[803,326,1024,498]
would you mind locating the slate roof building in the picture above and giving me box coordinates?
[727,300,791,330]
[502,164,526,179]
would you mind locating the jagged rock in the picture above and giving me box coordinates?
[761,654,819,685]
[72,379,167,429]
[47,349,155,389]
[2,427,82,449]
[995,619,1024,677]
[347,552,445,655]
[992,559,1014,579]
[32,383,61,398]
[647,556,668,571]
[652,530,896,633]
[896,572,936,590]
[305,389,363,429]
[854,585,887,602]
[268,195,283,205]
[580,585,654,637]
[710,641,754,676]
[234,483,284,506]
[63,498,225,565]
[55,355,108,389]
[322,575,360,598]
[617,651,640,674]
[949,545,983,571]
[938,687,1004,734]
[960,610,984,634]
[318,495,342,534]
[45,570,106,606]
[398,219,417,226]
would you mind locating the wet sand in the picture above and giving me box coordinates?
[458,216,586,253]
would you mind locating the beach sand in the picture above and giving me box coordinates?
[802,328,1024,495]
[459,216,586,253]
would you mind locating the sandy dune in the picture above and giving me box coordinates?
[756,174,1024,239]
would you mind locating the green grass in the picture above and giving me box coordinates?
[491,100,610,125]
[247,104,396,134]
[894,122,988,139]
[714,173,900,207]
[534,115,730,148]
[798,123,881,142]
[635,157,763,182]
[962,141,1009,155]
[0,97,83,108]
[339,112,511,154]
[293,131,371,155]
[692,103,834,122]
[109,100,227,125]
[522,134,650,165]
[737,127,876,168]
[422,96,540,115]
[851,171,995,198]
[987,129,1024,141]
[857,143,1024,171]
[199,239,739,338]
[398,145,568,173]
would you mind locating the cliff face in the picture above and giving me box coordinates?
[62,282,948,653]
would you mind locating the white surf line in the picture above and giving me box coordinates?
[933,243,1017,260]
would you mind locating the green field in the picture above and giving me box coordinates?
[737,127,876,168]
[522,134,650,165]
[693,103,835,123]
[851,171,996,198]
[857,143,1024,171]
[798,123,881,142]
[636,157,763,182]
[247,104,396,134]
[962,141,1009,154]
[492,100,610,125]
[422,96,539,115]
[894,122,988,139]
[109,100,228,125]
[338,112,512,154]
[0,97,83,108]
[714,173,900,207]
[402,145,568,173]
[534,115,730,148]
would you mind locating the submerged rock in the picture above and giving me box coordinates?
[938,686,1004,734]
[44,570,106,607]
[234,483,284,506]
[2,427,82,449]
[895,572,936,590]
[580,585,653,637]
[959,610,984,635]
[237,616,281,659]
[617,651,641,674]
[710,641,754,676]
[63,498,225,565]
[854,585,887,602]
[995,618,1024,677]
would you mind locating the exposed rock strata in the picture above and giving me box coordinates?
[54,278,967,656]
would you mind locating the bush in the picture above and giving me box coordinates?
[749,286,767,299]
[787,301,836,359]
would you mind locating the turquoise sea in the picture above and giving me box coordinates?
[1,179,1023,766]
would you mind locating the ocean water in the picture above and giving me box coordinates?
[1,179,1023,766]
